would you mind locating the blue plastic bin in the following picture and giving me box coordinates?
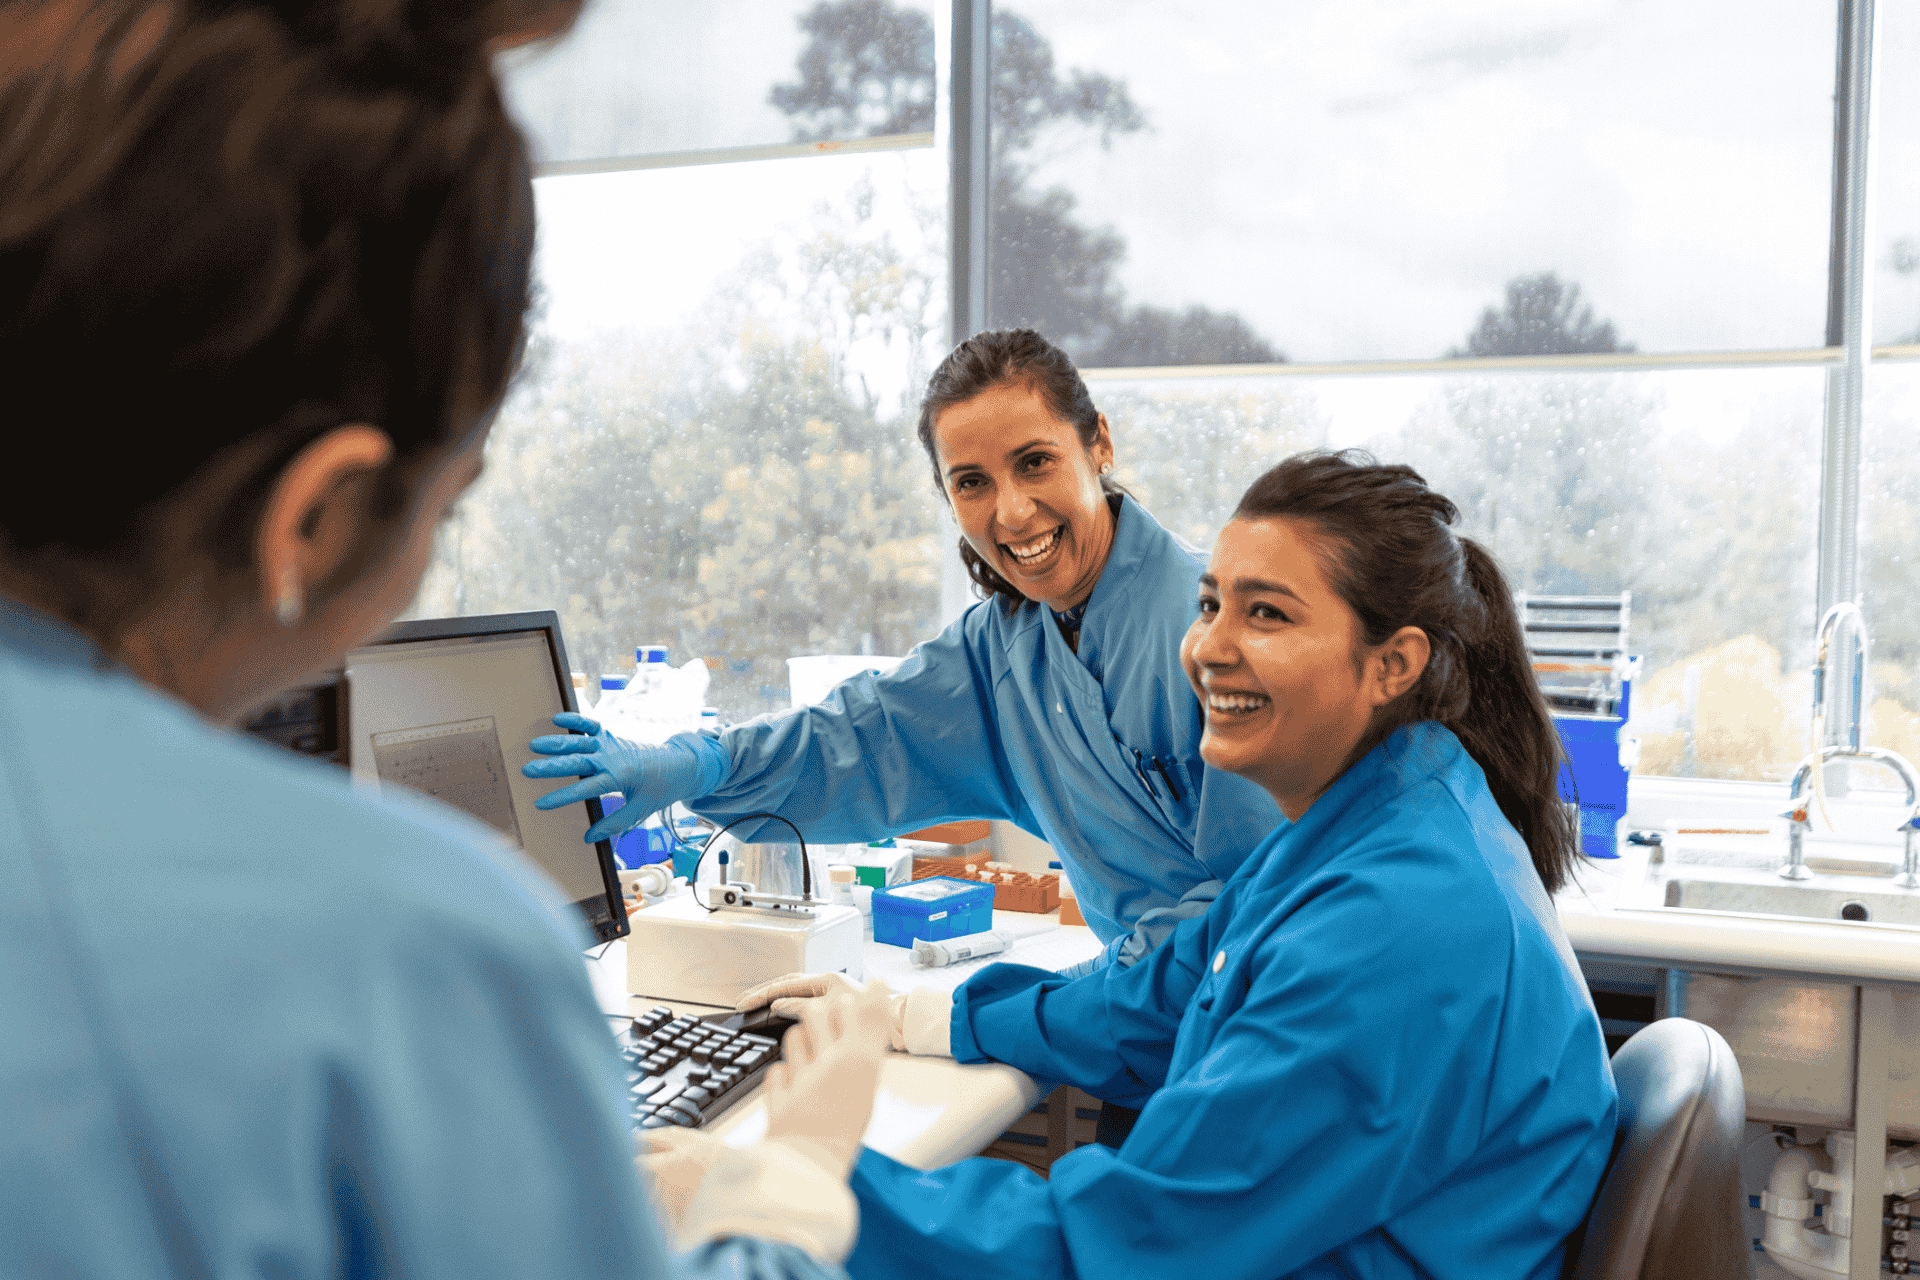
[1554,675,1632,860]
[598,794,672,869]
[872,876,995,947]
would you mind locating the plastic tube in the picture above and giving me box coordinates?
[910,929,1011,968]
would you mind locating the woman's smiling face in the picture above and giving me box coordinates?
[933,380,1116,611]
[1182,515,1430,819]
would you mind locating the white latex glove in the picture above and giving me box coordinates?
[758,976,899,1178]
[653,1128,857,1263]
[635,1126,729,1238]
[736,972,954,1058]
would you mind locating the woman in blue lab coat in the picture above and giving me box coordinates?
[751,451,1619,1279]
[0,4,887,1277]
[528,330,1284,972]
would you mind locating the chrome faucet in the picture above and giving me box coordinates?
[1812,602,1868,756]
[1780,744,1920,887]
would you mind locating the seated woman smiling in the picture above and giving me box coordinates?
[744,449,1618,1280]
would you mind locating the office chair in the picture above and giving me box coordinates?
[1565,1017,1748,1280]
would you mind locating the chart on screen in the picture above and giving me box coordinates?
[370,716,524,845]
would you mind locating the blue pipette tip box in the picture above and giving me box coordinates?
[871,876,994,948]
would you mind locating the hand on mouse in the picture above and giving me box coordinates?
[761,977,898,1178]
[737,971,954,1059]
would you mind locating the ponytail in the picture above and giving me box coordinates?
[1452,539,1581,893]
[1233,450,1580,895]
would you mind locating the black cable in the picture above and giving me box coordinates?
[693,812,812,913]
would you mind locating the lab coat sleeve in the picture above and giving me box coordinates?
[695,610,1032,843]
[850,875,1529,1280]
[676,1240,845,1280]
[945,894,1217,1104]
[318,885,847,1280]
[1114,877,1222,967]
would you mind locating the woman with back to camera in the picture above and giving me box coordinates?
[0,3,890,1276]
[747,451,1620,1279]
[527,332,1284,1142]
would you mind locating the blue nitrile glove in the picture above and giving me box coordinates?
[523,714,730,844]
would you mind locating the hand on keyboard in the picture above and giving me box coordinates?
[623,1006,788,1132]
[762,978,897,1178]
[737,971,909,1051]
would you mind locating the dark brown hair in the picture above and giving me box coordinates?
[0,0,574,633]
[915,329,1123,605]
[1235,449,1580,894]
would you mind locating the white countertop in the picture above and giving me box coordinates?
[587,910,1106,1171]
[586,839,1920,1174]
[1556,840,1920,988]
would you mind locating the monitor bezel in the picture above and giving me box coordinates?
[364,610,630,944]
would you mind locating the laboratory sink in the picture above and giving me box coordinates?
[1587,838,1920,1141]
[1661,876,1920,928]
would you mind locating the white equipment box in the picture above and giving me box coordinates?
[627,888,864,1007]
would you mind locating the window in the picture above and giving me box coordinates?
[1863,363,1920,768]
[500,0,937,167]
[1094,366,1823,781]
[413,6,946,721]
[418,0,1894,792]
[986,0,1835,367]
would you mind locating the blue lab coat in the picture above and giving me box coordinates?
[697,495,1283,945]
[847,722,1617,1280]
[0,599,836,1280]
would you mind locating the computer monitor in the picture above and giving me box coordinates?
[242,611,629,944]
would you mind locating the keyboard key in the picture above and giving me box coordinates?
[711,1050,737,1065]
[735,1048,768,1070]
[685,1065,711,1083]
[739,1033,776,1049]
[632,1076,666,1097]
[666,1098,703,1122]
[681,1086,712,1107]
[715,1067,743,1087]
[663,1109,698,1127]
[640,1114,673,1129]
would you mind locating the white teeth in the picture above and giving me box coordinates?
[1006,528,1062,562]
[1208,694,1269,714]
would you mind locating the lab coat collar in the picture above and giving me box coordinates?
[0,595,114,675]
[999,493,1177,643]
[1258,721,1470,878]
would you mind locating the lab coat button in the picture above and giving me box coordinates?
[1213,950,1226,973]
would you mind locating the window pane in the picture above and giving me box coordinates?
[1875,1,1920,346]
[500,0,936,167]
[1862,363,1920,765]
[414,149,948,721]
[1094,365,1822,780]
[990,1,1836,366]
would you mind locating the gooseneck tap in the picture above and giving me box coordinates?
[1812,602,1868,754]
[1780,744,1920,885]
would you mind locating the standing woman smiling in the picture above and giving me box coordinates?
[527,331,1283,1030]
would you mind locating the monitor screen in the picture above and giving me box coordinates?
[341,614,627,943]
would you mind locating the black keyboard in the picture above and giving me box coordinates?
[623,1004,793,1130]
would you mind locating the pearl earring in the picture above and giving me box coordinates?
[275,573,304,626]
[1100,463,1112,475]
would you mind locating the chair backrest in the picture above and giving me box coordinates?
[1567,1017,1747,1280]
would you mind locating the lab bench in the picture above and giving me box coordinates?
[586,913,1107,1170]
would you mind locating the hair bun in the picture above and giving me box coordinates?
[238,0,580,73]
